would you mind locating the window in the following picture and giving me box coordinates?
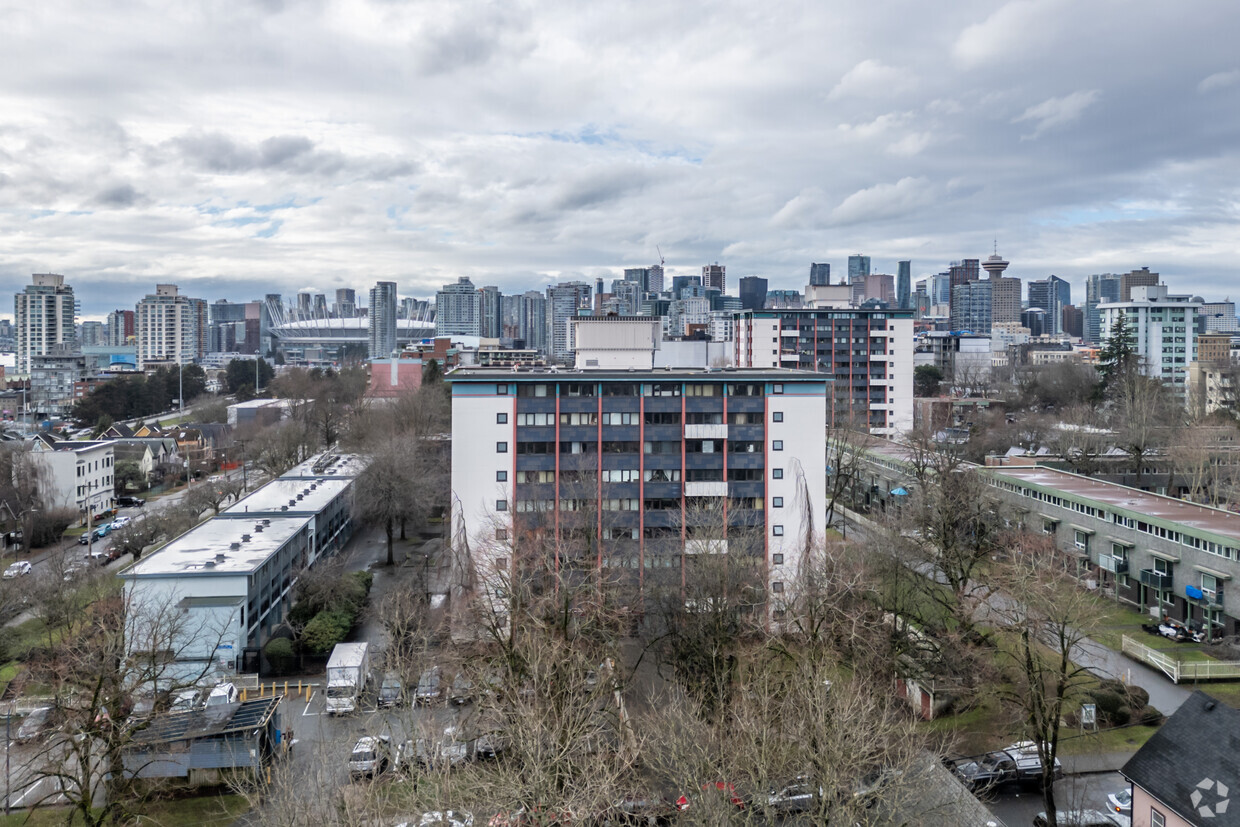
[496,384,508,395]
[495,500,508,512]
[773,469,783,479]
[496,412,508,424]
[773,525,784,536]
[772,411,783,423]
[496,471,507,482]
[1074,530,1089,552]
[495,530,508,541]
[772,581,784,593]
[772,553,784,565]
[1154,557,1171,576]
[771,497,784,508]
[772,383,784,394]
[772,440,784,451]
[1202,573,1219,599]
[496,441,508,453]
[1151,810,1165,827]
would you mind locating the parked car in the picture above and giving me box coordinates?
[349,734,393,779]
[169,688,204,712]
[449,673,474,705]
[116,496,146,508]
[762,776,821,815]
[63,561,90,581]
[378,672,405,708]
[3,561,32,579]
[1033,810,1129,827]
[1107,788,1132,817]
[947,741,1062,791]
[205,682,239,707]
[111,516,131,529]
[411,726,480,770]
[84,549,110,565]
[93,524,112,540]
[78,533,92,545]
[16,707,54,743]
[415,667,444,704]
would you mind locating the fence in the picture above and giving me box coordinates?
[236,677,319,702]
[1121,635,1240,683]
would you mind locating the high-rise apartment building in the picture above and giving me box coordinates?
[448,367,827,623]
[135,284,208,369]
[313,294,328,318]
[1120,267,1160,302]
[14,273,77,373]
[648,264,664,294]
[79,321,105,348]
[733,308,913,435]
[847,255,871,284]
[810,263,831,287]
[702,263,726,292]
[1028,275,1071,336]
[436,277,482,337]
[368,281,398,359]
[1199,301,1238,333]
[1061,305,1084,339]
[950,280,992,333]
[739,277,768,311]
[517,291,548,352]
[1085,274,1122,344]
[335,288,357,318]
[296,292,314,319]
[897,261,911,310]
[1100,284,1201,400]
[106,309,135,347]
[480,286,503,339]
[545,282,593,360]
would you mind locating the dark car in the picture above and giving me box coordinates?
[116,496,146,508]
[378,673,405,708]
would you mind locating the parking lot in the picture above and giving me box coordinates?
[985,772,1129,826]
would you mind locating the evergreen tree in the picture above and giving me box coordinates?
[1097,310,1137,392]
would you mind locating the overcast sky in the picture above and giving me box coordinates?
[2,0,1239,319]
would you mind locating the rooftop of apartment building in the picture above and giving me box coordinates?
[991,465,1240,544]
[123,514,308,577]
[221,477,351,517]
[447,365,826,380]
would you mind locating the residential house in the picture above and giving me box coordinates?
[26,435,116,520]
[1121,690,1240,826]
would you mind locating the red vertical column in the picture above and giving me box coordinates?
[554,388,561,584]
[597,390,603,578]
[638,390,645,591]
[681,389,687,593]
[722,389,728,539]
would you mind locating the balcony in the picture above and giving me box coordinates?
[1097,555,1129,574]
[1139,569,1173,590]
[685,424,727,440]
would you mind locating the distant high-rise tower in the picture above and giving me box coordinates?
[739,277,769,311]
[702,263,725,292]
[335,288,357,318]
[480,285,502,338]
[1120,267,1160,301]
[809,263,831,287]
[981,253,1009,280]
[982,252,1020,326]
[1027,275,1071,336]
[14,273,77,373]
[297,292,313,319]
[135,284,208,369]
[517,291,547,352]
[313,294,328,318]
[847,255,871,284]
[106,309,135,347]
[897,261,911,310]
[1085,274,1122,344]
[368,281,398,359]
[647,264,665,294]
[545,282,593,360]
[436,277,482,337]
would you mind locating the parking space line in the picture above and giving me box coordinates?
[302,690,318,717]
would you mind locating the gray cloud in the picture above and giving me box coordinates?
[0,0,1238,317]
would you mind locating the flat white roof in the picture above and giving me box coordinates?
[281,452,367,479]
[222,478,351,517]
[123,516,308,577]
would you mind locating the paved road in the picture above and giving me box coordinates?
[986,771,1128,826]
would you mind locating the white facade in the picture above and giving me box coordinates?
[14,273,76,374]
[571,317,661,370]
[28,439,115,516]
[1100,285,1201,399]
[135,284,206,369]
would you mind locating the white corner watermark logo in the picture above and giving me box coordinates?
[1191,777,1230,818]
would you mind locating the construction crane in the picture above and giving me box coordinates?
[656,245,665,268]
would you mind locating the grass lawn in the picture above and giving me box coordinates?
[0,794,249,826]
[1057,724,1161,755]
[1189,682,1240,709]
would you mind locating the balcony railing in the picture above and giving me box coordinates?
[1097,555,1129,574]
[1139,569,1174,590]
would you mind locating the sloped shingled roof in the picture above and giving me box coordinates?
[1122,690,1240,826]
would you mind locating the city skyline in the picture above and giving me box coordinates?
[2,2,1238,316]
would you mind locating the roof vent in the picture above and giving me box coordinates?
[263,519,271,526]
[229,542,241,550]
[296,494,304,501]
[215,553,227,562]
[204,561,215,569]
[281,505,288,511]
[255,524,264,532]
[310,483,317,490]
[241,534,252,542]
[289,500,297,507]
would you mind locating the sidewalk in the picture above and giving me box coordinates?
[1061,751,1137,775]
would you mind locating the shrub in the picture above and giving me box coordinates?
[1110,705,1132,727]
[1139,705,1166,726]
[300,609,353,655]
[1087,688,1124,717]
[264,637,297,675]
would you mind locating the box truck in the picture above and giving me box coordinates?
[325,642,370,714]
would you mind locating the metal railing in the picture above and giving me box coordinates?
[1121,635,1240,683]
